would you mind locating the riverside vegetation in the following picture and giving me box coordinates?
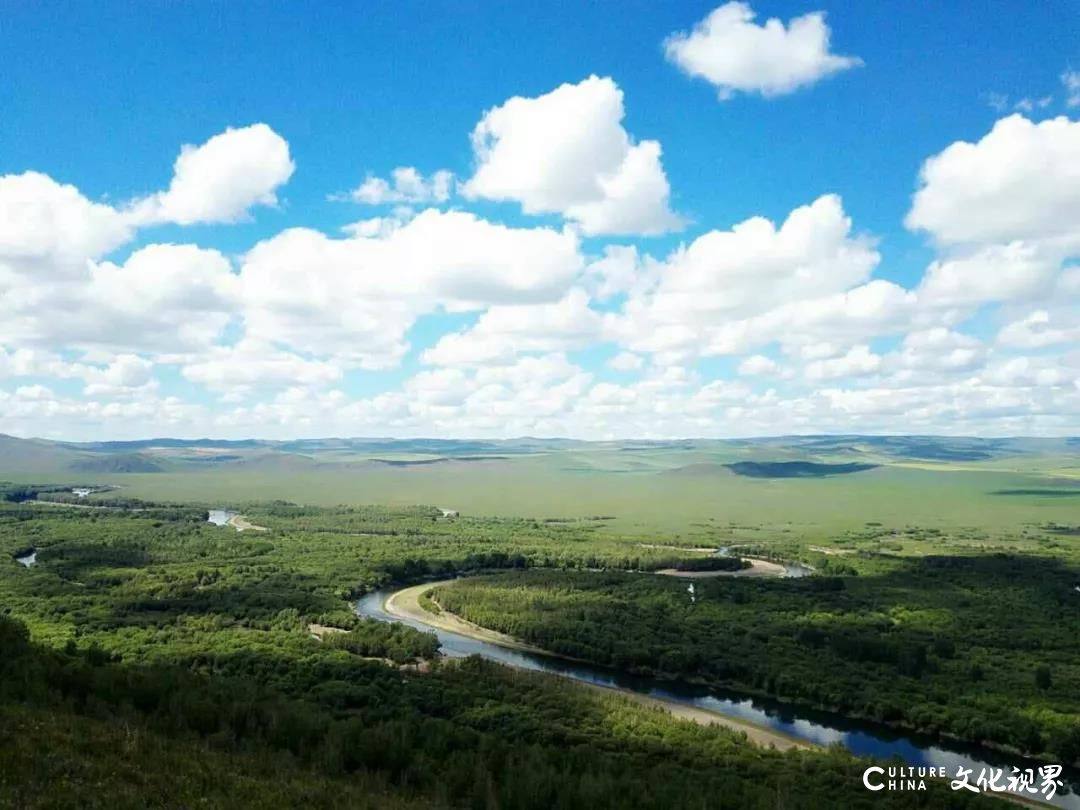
[1,482,1073,807]
[433,559,1080,763]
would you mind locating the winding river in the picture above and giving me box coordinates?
[357,579,1078,808]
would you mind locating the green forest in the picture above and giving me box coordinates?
[0,487,1062,807]
[433,560,1080,764]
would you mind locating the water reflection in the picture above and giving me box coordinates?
[207,509,235,526]
[356,587,1078,808]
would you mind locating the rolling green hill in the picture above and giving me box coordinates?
[69,453,166,474]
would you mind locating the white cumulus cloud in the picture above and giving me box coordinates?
[239,209,584,368]
[608,194,883,360]
[343,167,454,204]
[0,172,132,278]
[182,340,343,394]
[609,352,645,372]
[804,345,881,381]
[127,124,294,226]
[664,2,861,100]
[422,289,603,367]
[917,242,1059,308]
[462,76,681,236]
[907,115,1080,251]
[737,354,779,376]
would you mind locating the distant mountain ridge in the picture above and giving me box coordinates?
[0,433,1075,478]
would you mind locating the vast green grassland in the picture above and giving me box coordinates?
[9,454,1079,541]
[4,434,1077,537]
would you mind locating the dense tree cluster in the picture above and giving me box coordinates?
[0,497,1064,807]
[324,619,440,663]
[0,482,81,503]
[670,555,750,572]
[0,612,981,809]
[434,557,1080,765]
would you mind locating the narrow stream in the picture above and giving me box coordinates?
[356,583,1078,808]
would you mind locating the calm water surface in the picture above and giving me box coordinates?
[356,581,1078,808]
[206,509,235,526]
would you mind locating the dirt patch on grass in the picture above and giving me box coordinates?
[228,514,268,532]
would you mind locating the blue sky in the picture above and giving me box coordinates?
[2,2,1079,439]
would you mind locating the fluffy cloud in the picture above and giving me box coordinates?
[4,98,1080,439]
[737,354,779,376]
[583,245,657,301]
[997,309,1080,349]
[0,348,155,398]
[609,352,644,372]
[0,386,207,439]
[393,354,594,433]
[421,289,602,366]
[890,329,985,377]
[917,242,1059,308]
[127,124,294,225]
[609,195,884,359]
[3,125,592,394]
[907,113,1080,347]
[907,115,1080,250]
[0,172,131,278]
[1,243,238,354]
[239,209,584,367]
[664,2,860,100]
[80,355,156,397]
[87,245,238,348]
[566,367,761,437]
[804,345,881,381]
[343,167,454,204]
[462,76,681,236]
[182,340,343,394]
[978,355,1074,389]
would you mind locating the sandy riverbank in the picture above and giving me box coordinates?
[227,514,268,532]
[382,580,810,751]
[386,581,552,655]
[307,623,347,639]
[577,682,809,750]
